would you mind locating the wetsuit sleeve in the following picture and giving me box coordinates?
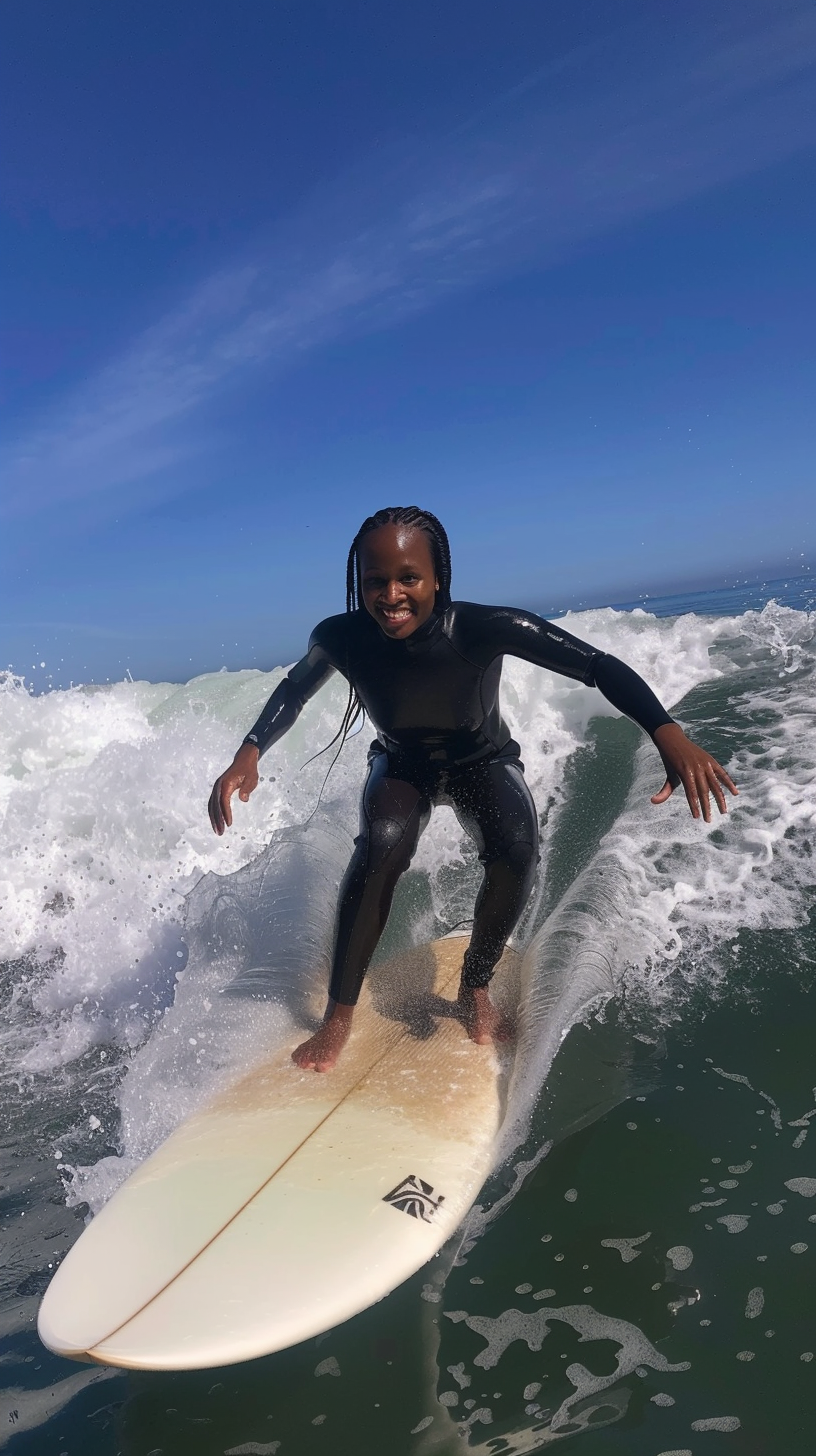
[242,638,336,757]
[478,606,674,739]
[590,654,675,738]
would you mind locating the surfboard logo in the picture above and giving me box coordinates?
[383,1175,445,1223]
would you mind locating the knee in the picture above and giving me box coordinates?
[485,838,538,889]
[363,816,418,877]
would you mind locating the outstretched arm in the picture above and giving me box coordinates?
[583,654,738,821]
[208,645,336,835]
[477,606,739,822]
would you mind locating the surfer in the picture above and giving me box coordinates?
[208,507,738,1071]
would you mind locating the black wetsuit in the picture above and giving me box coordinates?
[244,603,674,1004]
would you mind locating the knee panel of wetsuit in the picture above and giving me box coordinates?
[483,838,538,880]
[365,815,418,875]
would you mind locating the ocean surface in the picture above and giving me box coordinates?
[1,576,814,1455]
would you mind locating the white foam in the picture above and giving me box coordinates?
[785,1177,816,1198]
[717,1215,750,1233]
[224,1444,280,1456]
[443,1301,689,1433]
[601,1233,651,1263]
[691,1416,741,1431]
[745,1287,764,1319]
[447,1363,471,1390]
[314,1356,340,1377]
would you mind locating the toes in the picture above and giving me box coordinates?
[292,1045,317,1069]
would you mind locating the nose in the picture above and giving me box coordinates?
[382,579,404,602]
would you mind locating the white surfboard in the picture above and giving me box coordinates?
[38,936,514,1371]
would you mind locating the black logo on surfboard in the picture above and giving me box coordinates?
[383,1175,445,1223]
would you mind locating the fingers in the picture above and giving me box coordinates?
[208,773,235,835]
[652,745,740,823]
[715,764,739,797]
[708,764,728,817]
[207,754,262,834]
[650,777,674,805]
[220,779,234,829]
[697,757,739,821]
[682,769,702,821]
[208,779,224,835]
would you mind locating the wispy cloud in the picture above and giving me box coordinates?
[3,1,815,522]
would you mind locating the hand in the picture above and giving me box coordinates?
[651,723,738,823]
[208,743,260,835]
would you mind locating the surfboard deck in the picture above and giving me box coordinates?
[38,936,515,1370]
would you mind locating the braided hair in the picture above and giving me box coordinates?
[306,506,452,773]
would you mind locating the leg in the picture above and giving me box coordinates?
[445,758,539,1043]
[293,754,430,1070]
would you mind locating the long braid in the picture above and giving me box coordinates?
[303,506,452,792]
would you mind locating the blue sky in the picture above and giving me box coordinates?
[2,0,815,687]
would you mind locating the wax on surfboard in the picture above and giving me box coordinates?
[38,936,514,1370]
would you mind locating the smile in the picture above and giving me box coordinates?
[379,607,414,622]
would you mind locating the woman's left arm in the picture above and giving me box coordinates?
[588,654,738,822]
[483,606,739,822]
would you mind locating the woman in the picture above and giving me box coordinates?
[208,506,737,1071]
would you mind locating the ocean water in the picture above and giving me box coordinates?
[1,578,814,1455]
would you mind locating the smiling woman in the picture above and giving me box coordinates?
[207,505,737,1074]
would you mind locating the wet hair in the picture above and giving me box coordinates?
[304,507,452,782]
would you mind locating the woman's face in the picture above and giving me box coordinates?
[358,524,439,639]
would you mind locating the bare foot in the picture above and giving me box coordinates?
[292,1002,354,1072]
[457,984,515,1045]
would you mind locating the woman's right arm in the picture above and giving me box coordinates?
[208,642,336,835]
